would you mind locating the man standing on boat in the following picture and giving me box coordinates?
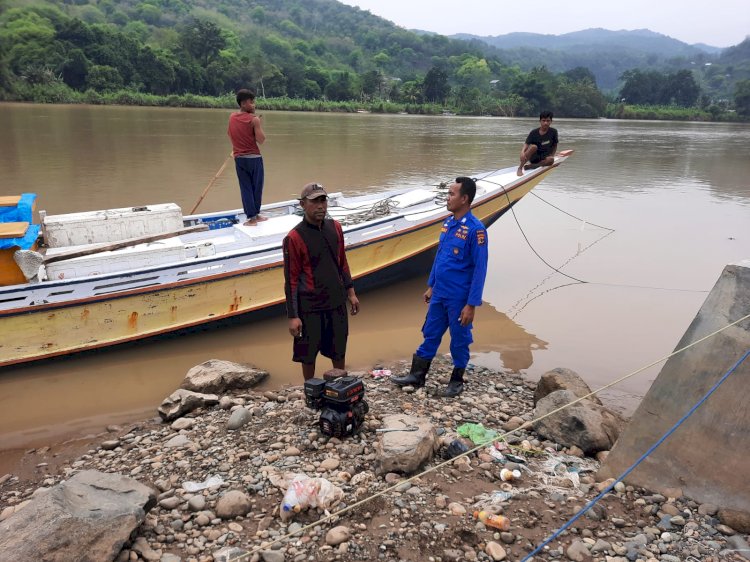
[228,89,267,226]
[517,110,558,176]
[283,183,360,380]
[392,177,488,398]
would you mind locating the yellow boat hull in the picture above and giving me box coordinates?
[0,169,552,367]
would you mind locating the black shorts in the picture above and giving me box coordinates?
[530,150,550,164]
[293,305,349,364]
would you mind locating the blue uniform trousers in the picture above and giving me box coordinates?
[235,156,264,219]
[415,297,473,368]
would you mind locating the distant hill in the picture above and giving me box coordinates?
[451,28,728,91]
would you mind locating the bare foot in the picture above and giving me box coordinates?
[516,165,524,177]
[524,163,540,171]
[243,218,258,227]
[255,215,269,222]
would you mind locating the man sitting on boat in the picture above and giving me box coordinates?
[392,177,488,397]
[283,183,360,381]
[517,110,558,176]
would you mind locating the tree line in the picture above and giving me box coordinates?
[1,0,748,119]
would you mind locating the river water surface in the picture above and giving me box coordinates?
[1,103,749,455]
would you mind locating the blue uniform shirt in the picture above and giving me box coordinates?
[428,211,488,306]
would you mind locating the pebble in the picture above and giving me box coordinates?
[1,356,742,562]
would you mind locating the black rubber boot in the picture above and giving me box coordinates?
[392,354,432,388]
[443,367,465,397]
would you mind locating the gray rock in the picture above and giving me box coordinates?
[213,547,249,562]
[260,551,285,562]
[170,418,195,431]
[534,367,602,405]
[164,435,193,448]
[227,407,252,430]
[325,525,351,546]
[485,541,507,561]
[187,495,206,512]
[533,390,625,454]
[566,539,590,561]
[101,439,121,450]
[158,389,219,422]
[215,490,251,519]
[181,359,268,393]
[375,414,437,474]
[0,470,155,562]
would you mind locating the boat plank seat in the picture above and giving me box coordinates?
[0,195,22,207]
[0,222,30,239]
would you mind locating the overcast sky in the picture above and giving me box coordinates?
[338,0,749,48]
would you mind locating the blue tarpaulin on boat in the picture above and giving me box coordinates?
[0,193,39,250]
[0,224,40,250]
[0,193,36,223]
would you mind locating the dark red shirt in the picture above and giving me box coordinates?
[283,218,353,317]
[227,112,261,156]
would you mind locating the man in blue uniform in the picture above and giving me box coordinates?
[393,177,489,397]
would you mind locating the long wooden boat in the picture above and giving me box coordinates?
[0,151,574,367]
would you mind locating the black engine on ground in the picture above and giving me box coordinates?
[303,376,368,438]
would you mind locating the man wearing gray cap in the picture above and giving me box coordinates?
[283,183,360,380]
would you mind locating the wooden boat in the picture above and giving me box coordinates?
[0,151,574,367]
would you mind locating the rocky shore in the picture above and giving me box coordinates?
[1,357,748,562]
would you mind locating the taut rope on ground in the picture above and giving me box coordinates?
[229,312,750,561]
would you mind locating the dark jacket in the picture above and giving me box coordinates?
[283,218,353,317]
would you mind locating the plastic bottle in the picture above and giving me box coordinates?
[473,510,511,531]
[500,468,521,482]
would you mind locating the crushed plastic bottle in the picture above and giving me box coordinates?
[279,474,344,521]
[473,510,511,531]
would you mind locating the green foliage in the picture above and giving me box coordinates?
[734,79,750,117]
[0,0,745,121]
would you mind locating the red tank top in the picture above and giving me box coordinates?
[227,112,261,156]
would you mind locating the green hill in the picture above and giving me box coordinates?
[0,0,747,119]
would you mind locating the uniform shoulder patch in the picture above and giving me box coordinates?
[476,230,486,245]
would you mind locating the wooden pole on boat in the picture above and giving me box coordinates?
[190,152,233,215]
[43,224,209,264]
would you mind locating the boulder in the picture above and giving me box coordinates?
[533,390,624,454]
[534,367,601,405]
[158,389,219,421]
[180,359,268,394]
[375,415,437,474]
[0,470,156,562]
[719,508,750,534]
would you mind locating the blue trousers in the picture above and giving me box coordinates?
[415,298,473,368]
[235,157,264,219]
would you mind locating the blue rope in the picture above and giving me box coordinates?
[522,348,750,562]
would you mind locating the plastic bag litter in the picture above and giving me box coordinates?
[280,473,344,521]
[457,422,498,445]
[182,475,224,492]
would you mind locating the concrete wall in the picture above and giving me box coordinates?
[599,261,750,512]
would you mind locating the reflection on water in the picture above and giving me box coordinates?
[0,276,543,449]
[1,104,749,451]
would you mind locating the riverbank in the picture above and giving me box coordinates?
[2,90,747,122]
[1,356,747,562]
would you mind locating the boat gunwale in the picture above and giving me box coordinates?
[0,161,564,315]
